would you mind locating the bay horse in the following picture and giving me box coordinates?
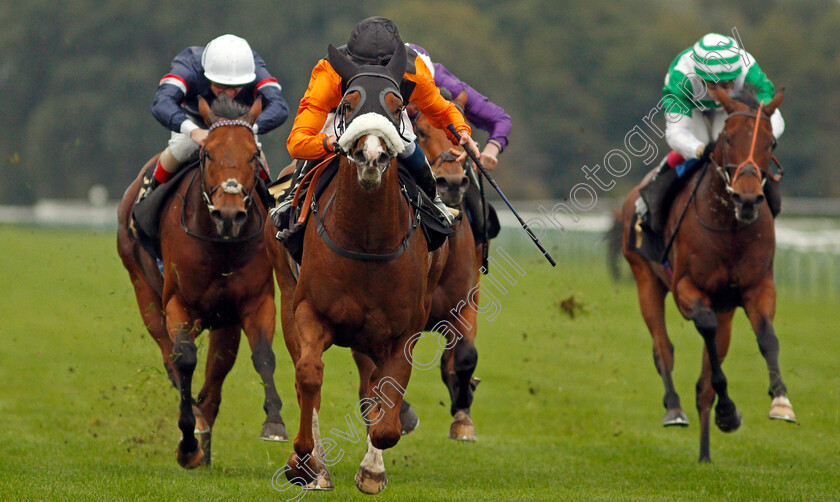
[264,43,447,494]
[117,96,287,468]
[621,86,794,462]
[401,100,484,441]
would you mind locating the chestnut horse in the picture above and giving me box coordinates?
[622,86,794,462]
[117,96,287,468]
[264,44,447,494]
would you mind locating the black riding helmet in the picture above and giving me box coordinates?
[346,16,402,65]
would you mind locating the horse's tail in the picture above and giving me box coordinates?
[603,207,624,282]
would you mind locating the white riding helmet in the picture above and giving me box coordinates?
[202,34,256,86]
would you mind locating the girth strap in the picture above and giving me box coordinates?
[311,189,420,262]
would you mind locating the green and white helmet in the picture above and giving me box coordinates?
[692,33,743,82]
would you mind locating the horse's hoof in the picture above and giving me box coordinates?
[448,410,476,441]
[400,403,420,435]
[715,407,742,433]
[192,405,210,434]
[175,440,204,469]
[663,408,689,427]
[355,466,387,494]
[260,421,289,441]
[303,469,334,491]
[698,454,711,463]
[769,396,797,422]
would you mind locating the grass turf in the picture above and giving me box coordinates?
[0,226,837,501]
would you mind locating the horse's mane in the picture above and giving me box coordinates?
[732,84,760,109]
[211,95,250,120]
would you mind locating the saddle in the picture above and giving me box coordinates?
[130,160,198,260]
[271,157,453,264]
[131,159,273,261]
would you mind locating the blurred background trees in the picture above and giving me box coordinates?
[1,0,837,204]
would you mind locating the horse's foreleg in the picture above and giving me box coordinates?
[694,311,735,462]
[193,325,241,465]
[676,280,740,462]
[166,296,204,469]
[285,301,331,487]
[629,260,686,426]
[743,280,795,422]
[443,290,479,441]
[355,346,413,495]
[356,349,419,436]
[243,293,288,441]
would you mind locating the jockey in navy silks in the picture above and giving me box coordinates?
[140,34,289,199]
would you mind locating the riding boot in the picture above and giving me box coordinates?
[138,148,180,203]
[270,159,309,230]
[639,159,678,234]
[763,177,782,218]
[136,174,159,203]
[412,157,455,227]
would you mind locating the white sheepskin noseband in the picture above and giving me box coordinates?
[337,113,405,157]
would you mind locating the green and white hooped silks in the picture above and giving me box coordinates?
[660,33,785,161]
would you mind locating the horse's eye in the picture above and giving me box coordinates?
[377,152,389,165]
[353,150,366,164]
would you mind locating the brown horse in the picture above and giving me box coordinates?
[622,86,794,462]
[264,44,447,493]
[411,102,483,440]
[117,96,287,468]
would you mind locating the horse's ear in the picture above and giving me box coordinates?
[713,86,737,114]
[385,42,407,82]
[328,44,357,81]
[246,95,263,124]
[764,88,785,116]
[198,96,215,126]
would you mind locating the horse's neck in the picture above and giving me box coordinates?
[698,163,738,226]
[329,160,407,251]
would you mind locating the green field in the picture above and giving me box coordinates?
[1,226,838,501]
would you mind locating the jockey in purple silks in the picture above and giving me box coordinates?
[407,44,512,171]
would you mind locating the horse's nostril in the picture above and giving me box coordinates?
[210,209,222,221]
[731,193,742,205]
[436,177,447,187]
[459,177,469,188]
[756,194,765,205]
[234,210,248,224]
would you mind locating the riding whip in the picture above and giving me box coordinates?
[447,125,556,267]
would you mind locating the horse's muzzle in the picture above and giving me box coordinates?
[356,161,389,190]
[732,191,764,223]
[210,205,248,238]
[437,174,469,207]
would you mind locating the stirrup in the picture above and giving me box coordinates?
[269,196,293,229]
[136,175,158,203]
[432,194,455,227]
